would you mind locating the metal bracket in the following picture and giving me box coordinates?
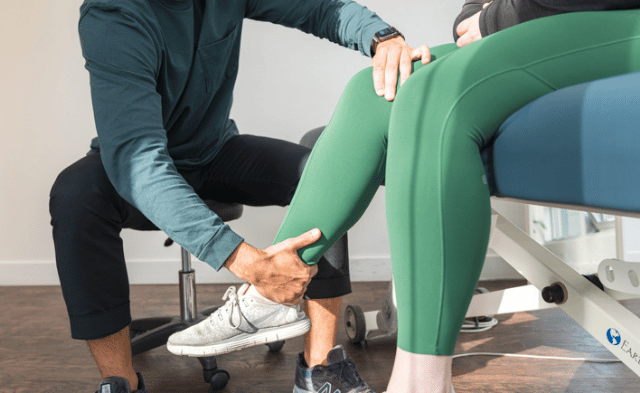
[488,209,640,377]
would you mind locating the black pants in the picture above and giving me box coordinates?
[49,135,350,340]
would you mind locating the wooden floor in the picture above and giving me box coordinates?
[1,281,638,393]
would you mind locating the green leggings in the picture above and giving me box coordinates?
[274,10,640,355]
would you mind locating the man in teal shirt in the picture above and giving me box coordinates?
[49,0,429,391]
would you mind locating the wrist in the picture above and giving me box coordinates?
[370,26,404,56]
[224,242,264,283]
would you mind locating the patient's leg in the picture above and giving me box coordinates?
[272,44,459,261]
[272,42,458,391]
[384,9,640,392]
[272,66,391,259]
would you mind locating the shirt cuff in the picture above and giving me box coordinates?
[198,225,245,271]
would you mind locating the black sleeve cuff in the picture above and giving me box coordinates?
[479,6,492,37]
[479,0,565,37]
[478,0,516,37]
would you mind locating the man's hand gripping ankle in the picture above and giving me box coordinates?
[224,228,321,305]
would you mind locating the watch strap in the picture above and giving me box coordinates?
[370,27,404,56]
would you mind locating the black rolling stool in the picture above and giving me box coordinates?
[129,200,284,391]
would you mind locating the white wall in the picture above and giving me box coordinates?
[1,1,98,284]
[2,0,523,286]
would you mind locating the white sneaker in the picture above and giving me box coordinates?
[166,283,311,357]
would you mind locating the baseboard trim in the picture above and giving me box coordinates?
[0,255,521,286]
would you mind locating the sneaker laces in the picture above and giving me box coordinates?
[210,285,243,329]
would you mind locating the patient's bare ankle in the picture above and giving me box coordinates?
[386,347,452,393]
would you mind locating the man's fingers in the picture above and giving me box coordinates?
[372,53,386,97]
[384,48,400,101]
[277,294,303,306]
[410,46,427,62]
[288,228,322,251]
[399,49,412,86]
[420,45,431,64]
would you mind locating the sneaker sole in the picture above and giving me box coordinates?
[166,318,311,357]
[292,386,316,393]
[293,384,372,393]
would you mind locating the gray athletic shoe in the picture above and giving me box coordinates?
[294,345,375,393]
[95,372,147,393]
[167,283,311,357]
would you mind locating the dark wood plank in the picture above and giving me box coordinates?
[0,281,638,392]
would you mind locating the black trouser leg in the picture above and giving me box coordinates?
[50,153,157,339]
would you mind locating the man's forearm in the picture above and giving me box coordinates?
[245,0,389,57]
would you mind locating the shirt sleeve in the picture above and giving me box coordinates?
[244,0,389,57]
[79,5,243,271]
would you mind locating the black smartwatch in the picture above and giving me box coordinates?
[370,27,404,56]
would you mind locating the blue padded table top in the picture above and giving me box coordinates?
[484,71,640,215]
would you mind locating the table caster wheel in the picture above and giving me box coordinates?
[345,304,366,343]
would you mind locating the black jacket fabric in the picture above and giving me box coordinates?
[453,0,640,41]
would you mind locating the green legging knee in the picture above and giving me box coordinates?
[274,10,640,355]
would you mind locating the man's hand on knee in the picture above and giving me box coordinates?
[372,37,431,102]
[224,229,321,305]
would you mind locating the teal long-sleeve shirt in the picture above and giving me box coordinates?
[79,0,389,270]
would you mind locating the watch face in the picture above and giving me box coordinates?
[377,27,396,38]
[372,27,401,55]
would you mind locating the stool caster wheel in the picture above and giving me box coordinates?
[129,329,144,339]
[204,369,229,392]
[267,340,285,353]
[345,304,366,344]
